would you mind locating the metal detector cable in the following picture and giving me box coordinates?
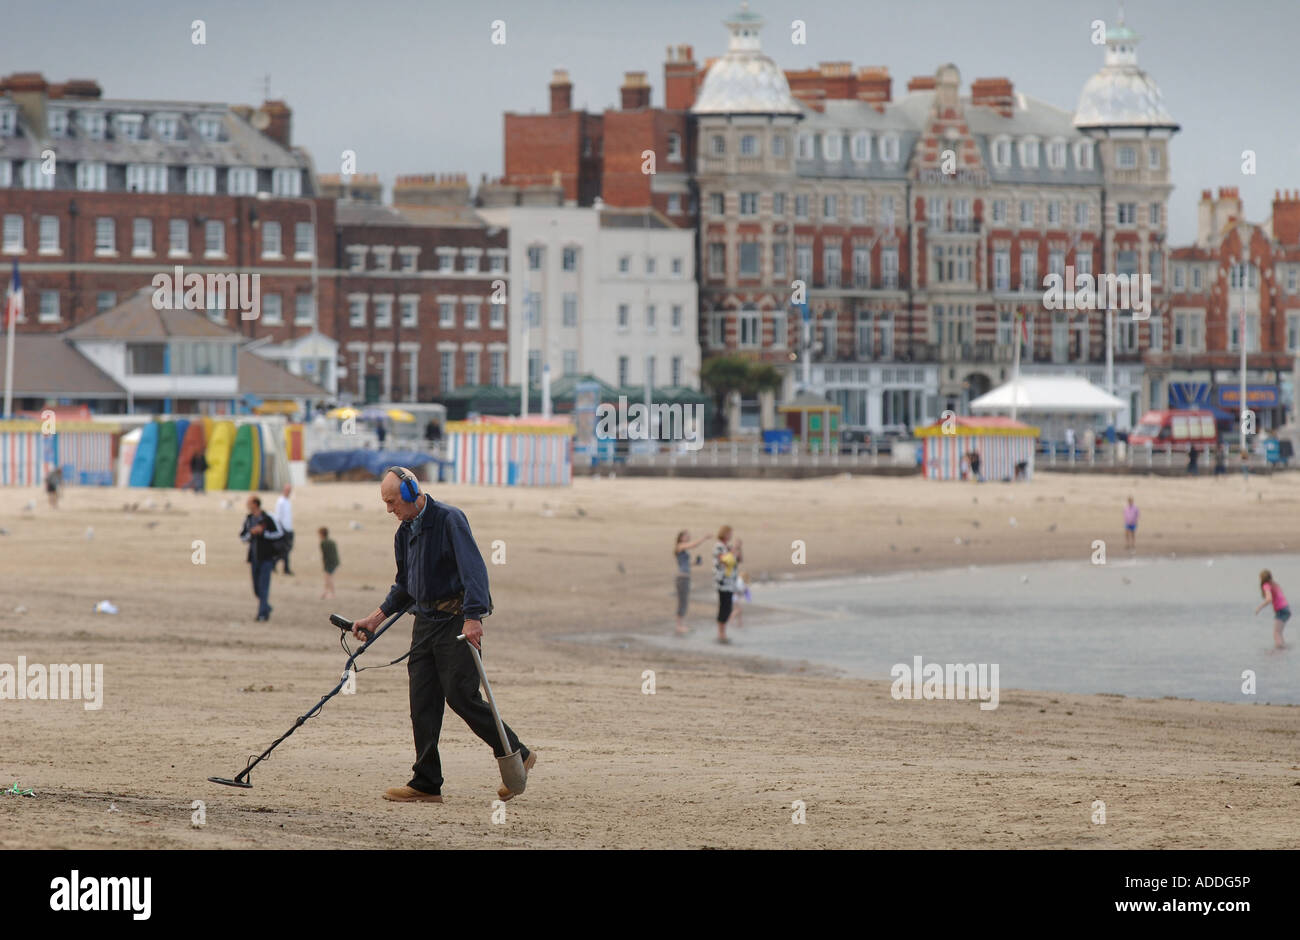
[338,609,461,672]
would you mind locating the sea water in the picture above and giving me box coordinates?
[659,554,1300,705]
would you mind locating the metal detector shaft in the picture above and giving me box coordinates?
[210,604,411,788]
[458,635,512,757]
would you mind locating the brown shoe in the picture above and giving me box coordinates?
[383,786,443,803]
[497,751,538,802]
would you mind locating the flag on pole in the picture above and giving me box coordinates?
[1015,307,1029,342]
[5,259,20,326]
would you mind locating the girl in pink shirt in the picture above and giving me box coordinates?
[1123,497,1139,552]
[1254,569,1291,650]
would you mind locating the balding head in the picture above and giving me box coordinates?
[380,467,423,521]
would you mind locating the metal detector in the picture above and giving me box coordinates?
[208,605,411,789]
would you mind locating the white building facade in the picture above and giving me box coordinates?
[479,205,699,391]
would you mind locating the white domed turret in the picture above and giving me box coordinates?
[1074,14,1177,130]
[691,2,801,116]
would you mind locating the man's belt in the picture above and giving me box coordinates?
[418,594,464,616]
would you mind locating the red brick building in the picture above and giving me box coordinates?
[334,176,509,402]
[0,72,336,358]
[1155,187,1300,428]
[503,60,695,224]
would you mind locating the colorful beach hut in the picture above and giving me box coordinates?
[1,419,118,486]
[916,416,1039,481]
[445,417,574,486]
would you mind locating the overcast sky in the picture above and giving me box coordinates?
[4,0,1297,244]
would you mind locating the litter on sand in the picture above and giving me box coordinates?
[94,600,119,615]
[3,782,35,797]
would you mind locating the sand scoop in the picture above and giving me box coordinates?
[458,634,528,797]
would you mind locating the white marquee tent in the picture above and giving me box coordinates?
[971,377,1126,444]
[970,376,1125,414]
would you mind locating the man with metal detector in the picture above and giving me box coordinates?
[347,466,535,803]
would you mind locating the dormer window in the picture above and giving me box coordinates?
[227,166,257,195]
[1074,140,1094,170]
[271,167,302,197]
[879,134,900,164]
[0,108,15,137]
[152,114,181,141]
[114,113,143,140]
[851,132,871,162]
[195,114,222,142]
[1047,139,1067,169]
[797,133,814,159]
[48,108,69,138]
[992,137,1012,168]
[1019,137,1039,168]
[823,132,842,161]
[78,111,106,140]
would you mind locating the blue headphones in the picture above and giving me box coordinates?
[386,466,420,503]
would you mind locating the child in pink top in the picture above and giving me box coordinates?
[1123,497,1139,552]
[1254,569,1291,650]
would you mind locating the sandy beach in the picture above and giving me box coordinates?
[2,471,1299,849]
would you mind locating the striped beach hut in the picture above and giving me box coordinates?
[445,418,574,486]
[0,420,118,486]
[916,416,1039,482]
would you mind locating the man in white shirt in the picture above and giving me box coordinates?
[273,484,295,575]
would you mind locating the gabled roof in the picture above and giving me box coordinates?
[238,350,328,398]
[0,334,124,398]
[64,288,239,341]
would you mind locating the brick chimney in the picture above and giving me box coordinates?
[907,75,937,93]
[620,71,651,110]
[3,72,51,138]
[260,100,292,148]
[664,45,698,111]
[1215,186,1243,234]
[856,67,891,109]
[1273,190,1300,246]
[1196,189,1215,248]
[393,172,472,208]
[970,77,1014,117]
[549,69,572,113]
[57,78,102,99]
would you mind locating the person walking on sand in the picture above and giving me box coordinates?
[273,484,295,575]
[713,525,739,644]
[673,530,709,636]
[346,466,535,803]
[189,448,208,493]
[44,463,62,509]
[319,526,340,600]
[1123,496,1139,552]
[239,496,283,622]
[1254,569,1291,650]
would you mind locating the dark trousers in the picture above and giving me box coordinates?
[277,531,295,573]
[406,612,528,795]
[250,559,273,618]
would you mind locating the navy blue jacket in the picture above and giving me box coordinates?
[380,497,493,620]
[239,511,282,564]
